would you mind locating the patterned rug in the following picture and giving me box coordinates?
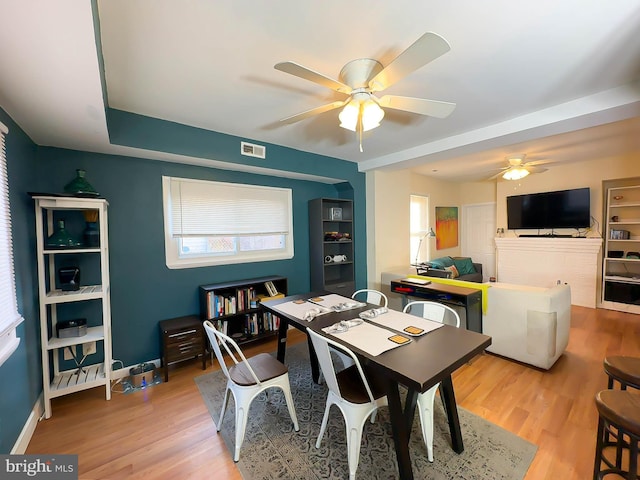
[195,343,537,480]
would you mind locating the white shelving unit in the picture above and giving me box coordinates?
[601,185,640,314]
[34,195,112,418]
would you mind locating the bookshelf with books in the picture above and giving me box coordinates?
[199,275,287,345]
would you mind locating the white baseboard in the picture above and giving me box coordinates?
[11,393,44,454]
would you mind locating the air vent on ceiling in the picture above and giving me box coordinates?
[241,141,266,159]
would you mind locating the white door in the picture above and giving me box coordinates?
[461,203,496,281]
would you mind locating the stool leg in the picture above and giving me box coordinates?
[628,432,638,480]
[615,427,624,470]
[608,376,614,389]
[594,415,605,480]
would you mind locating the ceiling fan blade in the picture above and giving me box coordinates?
[279,100,347,124]
[526,166,548,174]
[368,32,451,92]
[377,95,456,118]
[274,61,352,94]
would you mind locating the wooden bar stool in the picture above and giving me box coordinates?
[604,356,640,390]
[593,390,640,479]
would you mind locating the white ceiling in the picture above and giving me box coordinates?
[1,0,639,182]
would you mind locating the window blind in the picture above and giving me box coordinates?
[169,177,291,237]
[0,121,23,366]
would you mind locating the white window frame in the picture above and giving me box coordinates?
[0,121,24,366]
[162,176,294,269]
[410,194,430,264]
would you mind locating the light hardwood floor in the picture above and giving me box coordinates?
[26,306,640,479]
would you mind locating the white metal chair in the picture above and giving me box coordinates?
[307,328,388,480]
[402,301,461,462]
[203,320,299,461]
[351,288,388,307]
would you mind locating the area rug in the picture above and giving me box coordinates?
[195,343,537,480]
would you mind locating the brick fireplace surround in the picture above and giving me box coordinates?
[494,237,603,308]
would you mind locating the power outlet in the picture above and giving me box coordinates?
[83,342,97,356]
[64,347,75,360]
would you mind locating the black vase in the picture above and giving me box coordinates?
[83,222,100,247]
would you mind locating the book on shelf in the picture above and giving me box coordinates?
[263,311,280,331]
[205,292,240,318]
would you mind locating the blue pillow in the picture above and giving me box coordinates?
[429,256,454,269]
[453,257,476,276]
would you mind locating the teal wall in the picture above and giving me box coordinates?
[0,108,40,453]
[0,107,368,452]
[35,149,363,366]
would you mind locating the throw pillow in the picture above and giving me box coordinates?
[429,256,455,269]
[453,257,476,276]
[444,265,459,278]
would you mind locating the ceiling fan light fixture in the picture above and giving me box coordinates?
[339,98,384,132]
[338,101,359,131]
[502,167,530,181]
[361,100,384,131]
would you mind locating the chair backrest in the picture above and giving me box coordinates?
[351,289,388,307]
[402,301,461,328]
[203,320,261,385]
[307,328,376,403]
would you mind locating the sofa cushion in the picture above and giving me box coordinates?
[444,265,459,278]
[429,256,454,269]
[453,257,476,276]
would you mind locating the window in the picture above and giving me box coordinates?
[162,176,294,268]
[410,195,430,264]
[0,121,24,366]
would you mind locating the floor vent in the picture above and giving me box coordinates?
[241,141,266,159]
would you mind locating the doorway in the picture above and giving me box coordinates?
[461,203,496,281]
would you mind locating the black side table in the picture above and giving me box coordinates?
[159,315,207,382]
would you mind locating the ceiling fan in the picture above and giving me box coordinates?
[274,32,456,152]
[489,155,550,181]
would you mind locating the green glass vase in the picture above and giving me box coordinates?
[47,220,82,248]
[64,169,99,196]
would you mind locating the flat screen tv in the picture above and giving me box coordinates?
[507,187,591,230]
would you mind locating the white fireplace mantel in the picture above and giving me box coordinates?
[495,237,603,308]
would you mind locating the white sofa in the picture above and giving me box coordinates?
[482,283,571,370]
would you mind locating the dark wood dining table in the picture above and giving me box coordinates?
[261,291,492,480]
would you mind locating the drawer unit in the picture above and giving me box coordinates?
[159,315,207,382]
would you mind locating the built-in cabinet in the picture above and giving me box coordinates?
[34,195,112,418]
[309,198,354,296]
[601,185,640,314]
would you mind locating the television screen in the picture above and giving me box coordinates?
[507,188,591,230]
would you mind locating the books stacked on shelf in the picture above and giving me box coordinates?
[242,312,281,337]
[245,313,260,336]
[205,287,260,319]
[210,319,227,335]
[263,311,280,332]
[236,286,256,311]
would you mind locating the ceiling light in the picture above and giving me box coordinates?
[502,167,530,181]
[339,97,385,132]
[338,93,385,152]
[338,101,359,131]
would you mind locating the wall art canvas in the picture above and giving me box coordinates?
[436,206,458,250]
